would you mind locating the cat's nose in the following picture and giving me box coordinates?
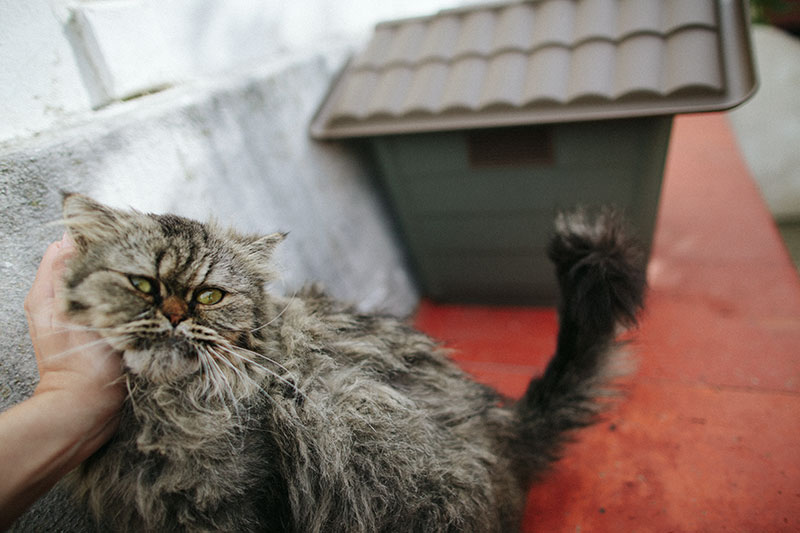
[161,295,189,327]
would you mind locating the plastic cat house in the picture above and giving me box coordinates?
[311,0,757,304]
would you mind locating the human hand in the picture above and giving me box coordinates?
[0,235,125,528]
[23,233,124,444]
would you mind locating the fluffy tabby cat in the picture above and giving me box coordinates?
[59,193,646,532]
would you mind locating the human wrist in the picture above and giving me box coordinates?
[0,391,118,529]
[33,376,123,442]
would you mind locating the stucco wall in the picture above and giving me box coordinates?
[0,0,463,143]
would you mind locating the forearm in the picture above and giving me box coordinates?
[2,234,125,529]
[0,389,118,530]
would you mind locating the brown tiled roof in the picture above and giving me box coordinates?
[311,0,756,139]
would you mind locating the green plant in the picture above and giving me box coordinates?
[750,0,791,23]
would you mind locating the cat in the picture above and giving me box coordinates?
[59,193,646,532]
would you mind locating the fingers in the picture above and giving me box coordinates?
[51,233,75,291]
[25,237,124,417]
[25,235,79,364]
[24,241,62,360]
[24,239,63,315]
[25,233,76,313]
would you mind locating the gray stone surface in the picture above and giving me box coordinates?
[0,52,418,531]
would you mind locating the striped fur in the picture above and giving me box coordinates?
[60,194,646,532]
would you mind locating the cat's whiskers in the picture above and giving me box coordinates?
[205,347,279,426]
[187,329,226,344]
[249,292,297,333]
[223,342,293,377]
[195,347,215,398]
[197,347,224,399]
[210,353,248,388]
[47,320,115,335]
[43,309,151,336]
[124,373,142,417]
[180,321,302,400]
[193,347,259,453]
[118,318,168,335]
[41,333,133,363]
[215,344,305,400]
[208,346,263,393]
[199,343,302,420]
[203,346,241,403]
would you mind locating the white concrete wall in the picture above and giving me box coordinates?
[728,24,800,221]
[0,0,94,141]
[1,1,466,529]
[1,0,465,142]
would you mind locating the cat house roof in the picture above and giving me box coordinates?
[310,0,757,139]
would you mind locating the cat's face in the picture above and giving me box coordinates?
[61,194,284,384]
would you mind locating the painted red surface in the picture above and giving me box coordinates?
[414,114,800,532]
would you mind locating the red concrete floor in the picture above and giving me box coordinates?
[414,113,800,532]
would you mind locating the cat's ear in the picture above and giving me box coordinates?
[239,232,286,279]
[241,232,287,262]
[248,232,287,257]
[61,192,124,251]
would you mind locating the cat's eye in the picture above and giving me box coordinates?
[195,288,224,306]
[129,276,156,295]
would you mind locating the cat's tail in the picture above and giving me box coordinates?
[513,209,647,481]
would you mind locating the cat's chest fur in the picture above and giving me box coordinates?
[72,379,287,531]
[69,300,523,532]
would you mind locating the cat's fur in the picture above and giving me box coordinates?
[59,193,646,532]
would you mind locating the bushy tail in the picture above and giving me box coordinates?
[514,209,647,480]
